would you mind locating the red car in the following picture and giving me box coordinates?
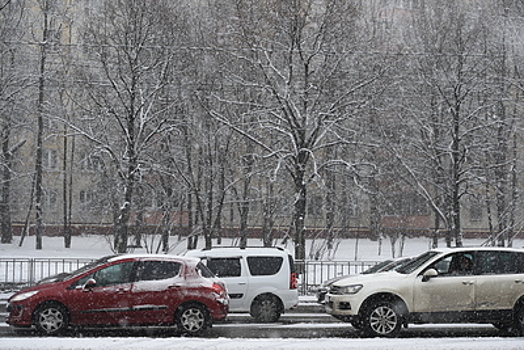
[7,254,229,336]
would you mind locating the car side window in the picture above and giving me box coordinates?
[69,261,135,289]
[137,261,181,281]
[247,256,283,276]
[93,261,135,287]
[429,252,474,276]
[205,258,242,277]
[196,262,216,278]
[478,251,523,275]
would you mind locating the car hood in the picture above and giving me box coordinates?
[9,280,66,301]
[321,274,354,287]
[332,270,401,287]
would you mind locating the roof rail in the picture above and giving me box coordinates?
[200,246,285,251]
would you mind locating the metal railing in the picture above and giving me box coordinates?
[0,258,94,291]
[295,260,378,295]
[0,258,380,295]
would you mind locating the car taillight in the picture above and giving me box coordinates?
[211,282,226,296]
[290,272,297,289]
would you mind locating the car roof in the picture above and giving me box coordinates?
[428,246,524,255]
[184,246,291,258]
[105,254,200,264]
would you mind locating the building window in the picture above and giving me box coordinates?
[469,199,482,222]
[308,195,323,217]
[43,149,58,170]
[340,196,359,218]
[79,189,94,204]
[44,190,58,211]
[384,193,428,216]
[81,154,104,172]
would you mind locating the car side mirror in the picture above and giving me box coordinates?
[422,268,438,282]
[83,278,97,290]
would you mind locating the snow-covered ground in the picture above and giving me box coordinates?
[1,234,523,350]
[3,233,521,260]
[0,336,523,350]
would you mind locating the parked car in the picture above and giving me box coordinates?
[315,257,412,304]
[185,247,298,322]
[325,247,524,337]
[7,254,229,336]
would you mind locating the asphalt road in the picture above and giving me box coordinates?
[0,312,503,339]
[0,298,506,339]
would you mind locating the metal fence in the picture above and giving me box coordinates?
[0,258,95,291]
[295,260,379,295]
[0,258,379,295]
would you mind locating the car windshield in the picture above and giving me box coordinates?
[396,251,438,274]
[361,259,394,274]
[63,255,119,280]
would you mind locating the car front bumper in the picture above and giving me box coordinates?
[324,294,360,318]
[6,302,33,327]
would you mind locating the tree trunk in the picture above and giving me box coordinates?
[293,172,307,264]
[1,125,12,244]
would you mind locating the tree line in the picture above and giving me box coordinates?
[1,0,524,261]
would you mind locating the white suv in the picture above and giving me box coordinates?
[185,247,298,322]
[326,247,524,337]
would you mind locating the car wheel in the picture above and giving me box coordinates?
[514,304,524,336]
[361,301,402,337]
[251,295,281,323]
[33,303,69,336]
[176,303,209,336]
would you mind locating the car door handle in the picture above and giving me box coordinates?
[515,279,524,284]
[462,280,475,285]
[168,285,182,289]
[116,288,127,294]
[238,282,247,285]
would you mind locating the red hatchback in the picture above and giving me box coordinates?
[7,254,229,336]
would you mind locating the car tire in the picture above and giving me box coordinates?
[361,301,402,337]
[514,304,524,336]
[175,303,209,336]
[33,302,70,336]
[251,295,281,323]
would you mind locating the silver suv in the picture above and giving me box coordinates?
[326,247,524,337]
[185,247,298,322]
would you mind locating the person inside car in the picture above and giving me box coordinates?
[451,254,473,275]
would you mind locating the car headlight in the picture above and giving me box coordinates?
[338,284,363,295]
[10,291,39,302]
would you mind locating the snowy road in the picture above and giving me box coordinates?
[1,321,522,349]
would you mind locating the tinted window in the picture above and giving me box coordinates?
[137,261,181,281]
[288,254,296,274]
[478,251,524,275]
[247,256,283,276]
[196,262,216,278]
[206,258,242,277]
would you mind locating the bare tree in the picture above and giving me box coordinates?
[384,1,504,247]
[76,0,188,253]
[0,0,27,244]
[205,0,384,262]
